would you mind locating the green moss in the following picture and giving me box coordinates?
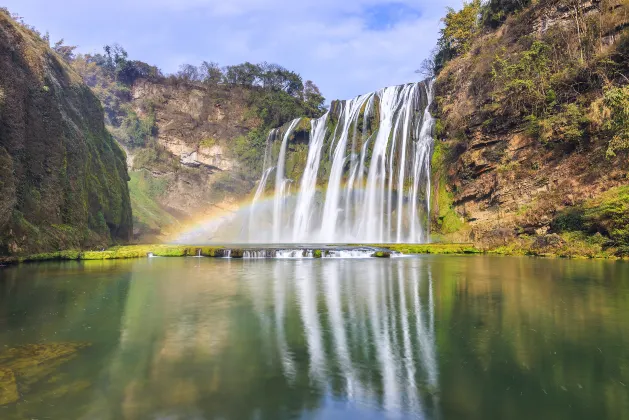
[373,251,392,258]
[18,250,82,263]
[431,141,464,235]
[128,170,178,237]
[367,243,481,255]
[313,249,322,258]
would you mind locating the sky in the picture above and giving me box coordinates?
[4,0,463,101]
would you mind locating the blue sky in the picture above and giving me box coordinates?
[5,0,463,101]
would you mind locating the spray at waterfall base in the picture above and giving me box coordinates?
[175,81,436,245]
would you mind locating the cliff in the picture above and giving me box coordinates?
[124,80,260,241]
[432,0,629,256]
[0,11,132,256]
[69,52,325,241]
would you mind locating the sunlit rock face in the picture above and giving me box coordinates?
[178,81,436,244]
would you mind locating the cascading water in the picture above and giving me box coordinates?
[292,113,329,242]
[189,80,435,245]
[272,118,301,242]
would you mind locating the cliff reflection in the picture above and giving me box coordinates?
[90,258,441,419]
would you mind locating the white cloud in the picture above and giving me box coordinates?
[4,0,464,100]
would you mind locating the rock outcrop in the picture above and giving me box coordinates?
[432,0,629,252]
[0,11,132,255]
[123,81,263,241]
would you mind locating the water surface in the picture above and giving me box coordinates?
[1,256,628,419]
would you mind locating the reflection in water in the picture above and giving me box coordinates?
[296,263,326,383]
[1,257,629,419]
[262,259,442,418]
[273,263,297,382]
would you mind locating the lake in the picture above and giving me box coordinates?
[1,256,628,419]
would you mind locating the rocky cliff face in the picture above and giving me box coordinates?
[432,0,629,254]
[124,81,262,241]
[131,80,257,172]
[0,11,132,255]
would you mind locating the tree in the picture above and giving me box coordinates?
[103,44,129,75]
[598,85,629,157]
[200,61,223,85]
[303,80,325,113]
[417,48,438,78]
[53,39,77,62]
[223,62,261,86]
[435,0,481,72]
[176,64,202,82]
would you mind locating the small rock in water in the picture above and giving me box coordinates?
[373,251,391,258]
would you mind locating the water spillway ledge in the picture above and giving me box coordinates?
[217,246,399,259]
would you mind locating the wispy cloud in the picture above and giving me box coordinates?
[4,0,463,100]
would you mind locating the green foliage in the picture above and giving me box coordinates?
[435,0,481,71]
[481,0,530,29]
[583,186,629,249]
[599,85,629,157]
[434,119,445,138]
[175,61,326,115]
[551,186,629,254]
[551,207,586,232]
[491,41,552,116]
[117,106,156,147]
[526,103,589,144]
[230,129,269,174]
[92,44,161,86]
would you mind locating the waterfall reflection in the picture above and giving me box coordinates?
[273,263,297,382]
[265,259,440,417]
[295,262,326,383]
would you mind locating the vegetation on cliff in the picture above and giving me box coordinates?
[0,9,132,256]
[429,0,629,256]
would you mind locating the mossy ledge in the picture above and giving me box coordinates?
[2,242,628,266]
[0,245,227,264]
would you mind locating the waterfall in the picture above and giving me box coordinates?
[246,80,435,244]
[320,94,373,241]
[292,113,329,242]
[358,86,399,243]
[409,82,435,243]
[272,118,301,243]
[248,166,276,241]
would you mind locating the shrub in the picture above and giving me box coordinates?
[599,85,629,157]
[583,186,629,247]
